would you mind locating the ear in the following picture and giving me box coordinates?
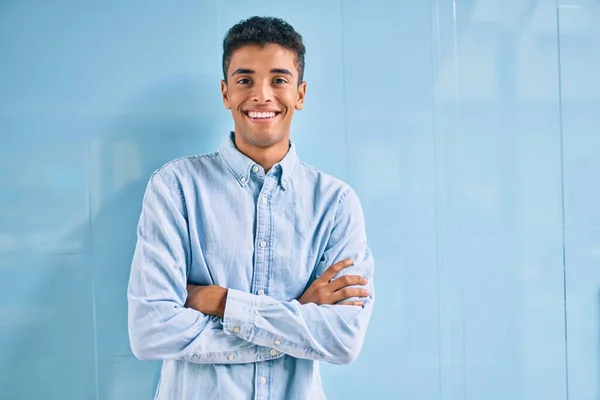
[221,80,231,109]
[295,81,307,110]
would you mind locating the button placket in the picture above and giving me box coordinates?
[252,174,277,399]
[252,174,276,299]
[256,357,268,396]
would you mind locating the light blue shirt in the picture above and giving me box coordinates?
[127,133,375,400]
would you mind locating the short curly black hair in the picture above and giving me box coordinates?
[222,16,306,84]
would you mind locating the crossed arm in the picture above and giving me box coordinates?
[185,257,368,318]
[127,172,375,365]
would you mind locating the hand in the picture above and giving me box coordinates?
[298,258,369,307]
[185,284,228,317]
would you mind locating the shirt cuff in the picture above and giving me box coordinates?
[222,288,258,341]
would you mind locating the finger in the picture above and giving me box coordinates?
[332,288,370,303]
[337,301,364,307]
[327,274,368,291]
[320,258,354,283]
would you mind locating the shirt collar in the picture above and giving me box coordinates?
[219,132,299,190]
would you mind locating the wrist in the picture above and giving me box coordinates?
[186,285,228,317]
[209,286,228,317]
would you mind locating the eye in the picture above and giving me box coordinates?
[273,77,288,84]
[237,78,252,85]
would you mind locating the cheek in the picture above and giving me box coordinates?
[282,93,299,112]
[227,91,244,108]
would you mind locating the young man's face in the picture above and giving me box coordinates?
[221,44,306,151]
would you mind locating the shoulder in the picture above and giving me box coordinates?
[146,152,221,194]
[295,161,360,210]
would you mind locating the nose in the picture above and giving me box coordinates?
[252,81,273,103]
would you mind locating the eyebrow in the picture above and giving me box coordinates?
[230,68,294,77]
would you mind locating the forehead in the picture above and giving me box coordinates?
[228,44,298,74]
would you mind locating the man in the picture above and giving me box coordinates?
[127,16,375,399]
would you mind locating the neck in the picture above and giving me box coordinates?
[234,134,290,172]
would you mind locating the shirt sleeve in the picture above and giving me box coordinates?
[127,170,282,364]
[221,188,375,365]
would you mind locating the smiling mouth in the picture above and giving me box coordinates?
[244,110,281,121]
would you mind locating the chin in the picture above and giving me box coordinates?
[244,130,287,148]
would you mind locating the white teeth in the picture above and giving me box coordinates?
[248,111,276,119]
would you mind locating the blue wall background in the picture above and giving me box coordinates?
[0,1,598,399]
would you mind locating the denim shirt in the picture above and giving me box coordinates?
[127,133,375,400]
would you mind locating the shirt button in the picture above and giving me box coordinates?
[274,340,281,346]
[260,377,267,384]
[269,349,277,356]
[261,196,268,204]
[227,354,235,361]
[259,240,266,248]
[240,176,247,183]
[233,326,241,333]
[258,289,265,295]
[252,165,259,173]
